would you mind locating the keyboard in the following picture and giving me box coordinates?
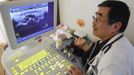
[10,47,71,75]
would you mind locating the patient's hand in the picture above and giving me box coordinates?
[74,38,89,52]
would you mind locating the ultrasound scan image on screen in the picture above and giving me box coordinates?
[10,2,54,43]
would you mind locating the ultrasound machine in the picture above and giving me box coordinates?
[0,0,82,75]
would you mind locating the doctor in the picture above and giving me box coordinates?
[68,0,134,75]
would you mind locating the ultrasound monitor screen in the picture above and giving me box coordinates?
[10,2,54,43]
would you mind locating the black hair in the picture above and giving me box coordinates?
[98,0,130,32]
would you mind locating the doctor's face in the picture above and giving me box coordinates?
[92,7,113,40]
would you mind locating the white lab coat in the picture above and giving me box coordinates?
[87,33,134,75]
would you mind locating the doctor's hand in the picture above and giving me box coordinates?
[74,38,89,52]
[68,65,85,75]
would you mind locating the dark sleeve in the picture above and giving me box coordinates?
[69,40,95,63]
[81,40,105,70]
[68,40,85,57]
[68,40,100,68]
[81,42,95,66]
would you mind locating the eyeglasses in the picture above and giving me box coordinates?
[92,15,117,24]
[92,15,108,23]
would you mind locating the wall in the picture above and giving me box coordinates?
[0,0,6,2]
[0,0,6,43]
[59,0,134,45]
